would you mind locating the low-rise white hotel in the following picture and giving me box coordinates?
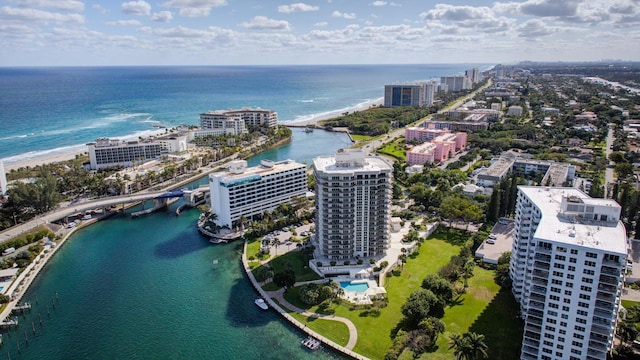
[509,186,627,360]
[313,148,392,260]
[86,135,188,170]
[208,159,306,229]
[198,108,278,137]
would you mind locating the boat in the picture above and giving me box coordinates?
[301,336,321,350]
[209,238,228,244]
[304,126,313,133]
[255,298,268,310]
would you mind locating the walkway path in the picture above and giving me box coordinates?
[266,287,359,350]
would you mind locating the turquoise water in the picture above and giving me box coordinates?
[2,132,350,360]
[339,281,369,293]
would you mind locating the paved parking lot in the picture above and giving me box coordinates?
[475,219,515,264]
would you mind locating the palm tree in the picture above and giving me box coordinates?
[465,332,488,360]
[270,237,279,256]
[449,333,472,360]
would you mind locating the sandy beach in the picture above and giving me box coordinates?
[3,150,87,172]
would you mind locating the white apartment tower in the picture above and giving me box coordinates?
[208,159,306,229]
[509,186,627,360]
[313,148,393,260]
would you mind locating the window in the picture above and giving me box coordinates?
[578,302,589,308]
[564,290,572,296]
[547,318,557,324]
[586,252,597,259]
[555,255,566,261]
[571,249,578,255]
[547,310,558,317]
[552,279,562,285]
[584,260,596,267]
[568,266,575,271]
[569,257,577,263]
[567,274,574,280]
[551,287,561,293]
[579,294,591,300]
[582,277,593,284]
[544,333,555,339]
[573,333,584,340]
[563,298,571,304]
[545,325,556,332]
[580,286,592,292]
[576,318,587,324]
[583,269,595,275]
[554,263,565,269]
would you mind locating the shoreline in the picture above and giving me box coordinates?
[1,99,383,172]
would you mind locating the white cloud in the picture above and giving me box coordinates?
[278,3,319,13]
[517,19,554,37]
[332,10,356,19]
[371,1,386,6]
[161,0,227,17]
[519,0,580,17]
[314,21,328,27]
[421,4,493,22]
[121,1,151,16]
[92,4,109,14]
[11,0,85,12]
[106,19,142,26]
[151,11,173,22]
[240,16,291,31]
[0,6,85,24]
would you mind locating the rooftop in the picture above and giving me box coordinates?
[520,186,626,254]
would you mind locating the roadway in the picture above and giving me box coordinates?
[605,124,614,198]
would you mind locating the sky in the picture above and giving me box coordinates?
[1,0,639,66]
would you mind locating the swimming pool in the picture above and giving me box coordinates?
[339,281,369,293]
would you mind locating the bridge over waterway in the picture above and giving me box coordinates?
[0,185,209,244]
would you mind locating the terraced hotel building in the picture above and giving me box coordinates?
[208,159,306,229]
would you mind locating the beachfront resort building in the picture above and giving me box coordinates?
[197,108,278,137]
[313,148,393,260]
[87,138,163,170]
[208,159,306,229]
[509,186,627,360]
[383,82,436,108]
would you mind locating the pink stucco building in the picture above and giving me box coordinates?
[406,131,468,165]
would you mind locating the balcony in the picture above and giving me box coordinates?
[591,323,612,337]
[594,308,613,318]
[533,261,550,271]
[599,274,619,286]
[530,285,547,295]
[526,317,542,326]
[534,253,551,263]
[601,266,620,276]
[588,340,607,352]
[595,300,614,312]
[521,345,539,357]
[528,309,544,318]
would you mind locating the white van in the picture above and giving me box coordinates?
[2,247,16,256]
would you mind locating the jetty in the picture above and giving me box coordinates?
[13,302,31,312]
[301,336,321,350]
[0,318,18,328]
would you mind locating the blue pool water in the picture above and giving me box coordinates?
[339,281,369,293]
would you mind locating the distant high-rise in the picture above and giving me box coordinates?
[510,186,627,360]
[0,161,7,196]
[465,67,481,84]
[440,76,472,92]
[383,82,436,107]
[313,149,392,259]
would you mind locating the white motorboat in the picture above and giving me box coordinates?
[255,298,268,310]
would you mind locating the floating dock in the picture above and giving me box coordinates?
[13,302,31,312]
[301,336,321,350]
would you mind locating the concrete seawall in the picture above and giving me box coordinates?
[240,241,369,360]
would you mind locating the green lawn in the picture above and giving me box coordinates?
[623,300,640,309]
[288,312,351,347]
[377,139,406,161]
[422,267,522,359]
[268,250,321,282]
[351,134,375,142]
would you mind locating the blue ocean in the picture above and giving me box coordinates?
[0,64,489,163]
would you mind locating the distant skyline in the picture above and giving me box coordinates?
[1,0,639,66]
